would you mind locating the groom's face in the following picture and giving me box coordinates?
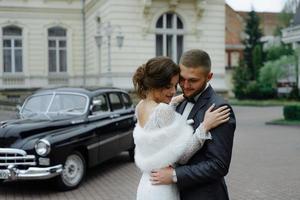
[179,64,212,98]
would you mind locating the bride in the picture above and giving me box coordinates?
[132,57,230,200]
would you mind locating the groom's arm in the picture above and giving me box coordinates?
[175,105,236,190]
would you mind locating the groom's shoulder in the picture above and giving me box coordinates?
[210,91,232,107]
[209,88,225,103]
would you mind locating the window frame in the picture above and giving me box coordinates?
[2,26,23,73]
[48,27,67,73]
[121,93,132,109]
[108,92,125,111]
[155,12,184,63]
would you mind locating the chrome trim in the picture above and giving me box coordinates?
[1,164,63,181]
[0,148,27,156]
[0,156,35,160]
[0,148,36,166]
[35,139,51,156]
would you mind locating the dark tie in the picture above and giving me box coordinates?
[185,97,195,103]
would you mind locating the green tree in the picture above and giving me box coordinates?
[274,0,298,35]
[259,55,297,98]
[266,44,294,61]
[232,61,250,99]
[252,44,263,80]
[243,10,263,81]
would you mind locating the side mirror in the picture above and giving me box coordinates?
[93,99,102,106]
[16,105,22,118]
[90,99,102,113]
[16,105,22,112]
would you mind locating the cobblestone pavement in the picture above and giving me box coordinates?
[0,107,299,200]
[227,106,300,200]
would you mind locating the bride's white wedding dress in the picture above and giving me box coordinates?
[134,102,211,200]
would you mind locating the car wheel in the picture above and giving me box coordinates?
[55,151,86,191]
[128,147,135,162]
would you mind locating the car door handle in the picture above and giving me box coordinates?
[110,114,120,118]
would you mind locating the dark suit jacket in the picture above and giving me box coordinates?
[175,85,236,200]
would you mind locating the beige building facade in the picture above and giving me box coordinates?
[0,0,227,100]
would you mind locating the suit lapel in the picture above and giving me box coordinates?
[187,85,213,120]
[176,100,187,114]
[187,98,208,120]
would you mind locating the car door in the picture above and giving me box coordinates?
[117,93,135,151]
[99,92,125,157]
[88,93,119,163]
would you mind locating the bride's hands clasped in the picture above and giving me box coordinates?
[202,104,231,132]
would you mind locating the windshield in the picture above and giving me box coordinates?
[21,92,88,120]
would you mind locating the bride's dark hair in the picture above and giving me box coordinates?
[132,56,180,99]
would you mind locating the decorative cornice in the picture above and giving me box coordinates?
[43,0,75,3]
[142,0,152,15]
[0,6,81,14]
[196,0,207,18]
[169,0,179,10]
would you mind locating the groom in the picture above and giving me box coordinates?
[150,49,236,200]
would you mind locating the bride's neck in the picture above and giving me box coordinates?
[145,92,159,104]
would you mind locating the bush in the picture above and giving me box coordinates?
[259,55,297,98]
[288,87,300,100]
[232,64,276,100]
[284,105,300,120]
[266,45,293,61]
[243,81,276,99]
[232,62,250,99]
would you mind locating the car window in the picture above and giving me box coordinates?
[92,94,109,113]
[121,93,132,108]
[109,93,123,111]
[23,94,52,113]
[49,94,87,113]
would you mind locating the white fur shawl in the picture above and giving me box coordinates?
[133,115,193,173]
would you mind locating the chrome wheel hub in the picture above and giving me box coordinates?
[61,154,84,187]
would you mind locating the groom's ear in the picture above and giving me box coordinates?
[207,72,213,81]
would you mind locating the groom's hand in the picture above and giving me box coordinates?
[150,166,173,185]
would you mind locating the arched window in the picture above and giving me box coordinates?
[48,27,67,73]
[155,12,184,63]
[2,26,23,73]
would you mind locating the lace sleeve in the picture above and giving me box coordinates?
[154,103,176,128]
[177,123,212,164]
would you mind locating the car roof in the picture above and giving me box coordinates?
[33,87,128,97]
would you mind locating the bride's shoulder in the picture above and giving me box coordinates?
[153,103,176,117]
[156,102,174,111]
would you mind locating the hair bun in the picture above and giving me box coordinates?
[132,57,179,99]
[132,64,147,98]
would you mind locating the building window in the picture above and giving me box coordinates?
[2,26,23,73]
[48,27,67,73]
[155,12,184,63]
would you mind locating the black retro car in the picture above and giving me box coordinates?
[0,87,136,190]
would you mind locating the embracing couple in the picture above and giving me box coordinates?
[132,49,236,200]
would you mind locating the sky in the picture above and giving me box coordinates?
[225,0,287,12]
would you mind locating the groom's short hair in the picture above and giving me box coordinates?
[180,49,211,72]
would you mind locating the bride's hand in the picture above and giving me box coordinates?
[202,104,230,132]
[170,94,184,105]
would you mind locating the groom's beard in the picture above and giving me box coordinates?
[183,82,207,100]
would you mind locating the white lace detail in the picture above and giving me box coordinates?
[177,123,212,164]
[134,102,211,200]
[135,102,210,165]
[149,103,175,130]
